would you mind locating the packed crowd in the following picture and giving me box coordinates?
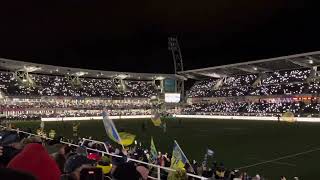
[0,100,154,120]
[182,101,320,117]
[223,74,257,88]
[188,79,217,98]
[0,72,158,98]
[0,127,273,180]
[188,69,314,98]
[0,101,152,111]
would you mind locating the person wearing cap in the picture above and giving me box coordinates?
[64,154,96,174]
[62,154,96,180]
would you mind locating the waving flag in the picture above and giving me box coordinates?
[102,110,122,145]
[150,137,158,163]
[118,132,136,146]
[170,140,194,172]
[151,112,162,127]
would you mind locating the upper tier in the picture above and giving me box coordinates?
[0,72,158,98]
[187,69,317,98]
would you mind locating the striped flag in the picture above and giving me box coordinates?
[170,140,194,172]
[102,110,122,145]
[150,137,158,163]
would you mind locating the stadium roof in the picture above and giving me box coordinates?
[179,51,320,79]
[0,58,185,80]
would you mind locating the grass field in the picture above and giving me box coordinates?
[12,118,320,179]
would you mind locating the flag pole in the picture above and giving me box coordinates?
[174,140,196,173]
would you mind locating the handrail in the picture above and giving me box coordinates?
[0,125,208,180]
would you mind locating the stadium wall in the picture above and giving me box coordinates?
[41,115,153,121]
[175,115,320,122]
[42,115,320,122]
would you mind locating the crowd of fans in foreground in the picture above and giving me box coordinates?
[0,127,300,180]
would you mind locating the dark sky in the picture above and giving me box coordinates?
[0,0,318,74]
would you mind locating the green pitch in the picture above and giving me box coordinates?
[12,119,320,179]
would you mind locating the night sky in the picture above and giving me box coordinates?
[0,0,318,74]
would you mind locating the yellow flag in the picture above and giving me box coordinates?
[118,132,136,146]
[151,113,162,126]
[170,140,188,169]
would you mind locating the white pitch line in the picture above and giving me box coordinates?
[237,147,320,169]
[270,161,296,167]
[247,157,296,167]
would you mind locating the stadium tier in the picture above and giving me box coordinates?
[187,69,311,98]
[2,52,320,180]
[0,72,158,98]
[2,52,320,120]
[183,51,320,118]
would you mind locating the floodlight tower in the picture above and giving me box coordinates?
[168,37,185,100]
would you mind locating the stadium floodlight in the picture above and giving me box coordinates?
[253,67,258,71]
[308,59,314,64]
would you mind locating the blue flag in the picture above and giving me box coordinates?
[170,140,194,172]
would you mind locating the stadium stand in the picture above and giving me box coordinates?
[1,52,318,180]
[0,126,267,180]
[2,52,320,120]
[187,69,312,98]
[181,51,320,119]
[0,72,158,98]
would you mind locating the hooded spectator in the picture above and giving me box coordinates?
[7,143,61,180]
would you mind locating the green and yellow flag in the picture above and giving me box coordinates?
[151,113,162,126]
[118,132,136,146]
[48,129,56,139]
[150,137,158,163]
[170,140,194,172]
